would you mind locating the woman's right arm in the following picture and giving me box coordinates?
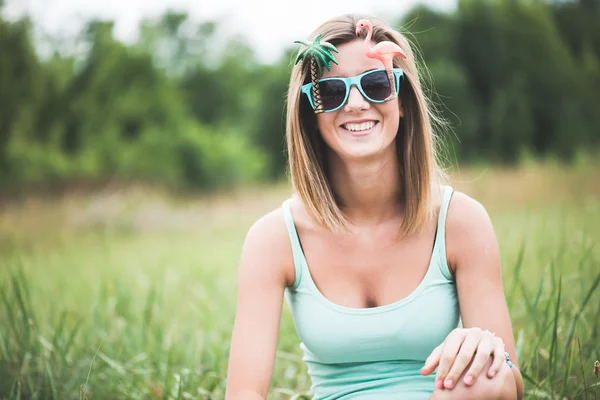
[225,211,292,400]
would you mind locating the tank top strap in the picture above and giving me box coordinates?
[281,198,304,289]
[433,186,455,280]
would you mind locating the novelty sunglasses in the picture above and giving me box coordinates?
[301,68,404,113]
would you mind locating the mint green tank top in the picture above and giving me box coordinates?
[282,186,461,399]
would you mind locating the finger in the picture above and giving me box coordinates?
[420,344,443,376]
[443,332,480,389]
[434,329,468,389]
[463,338,495,386]
[488,339,507,378]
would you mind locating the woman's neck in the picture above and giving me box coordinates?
[328,147,402,226]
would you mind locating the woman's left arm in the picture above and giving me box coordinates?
[420,191,524,399]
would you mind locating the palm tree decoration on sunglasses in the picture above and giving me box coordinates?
[294,34,339,114]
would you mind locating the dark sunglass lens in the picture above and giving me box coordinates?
[319,80,346,110]
[361,70,391,101]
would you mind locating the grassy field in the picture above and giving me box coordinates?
[0,162,599,399]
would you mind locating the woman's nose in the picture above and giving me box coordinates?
[344,85,369,112]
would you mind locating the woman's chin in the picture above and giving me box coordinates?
[334,143,393,161]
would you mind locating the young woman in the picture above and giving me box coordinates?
[225,14,524,400]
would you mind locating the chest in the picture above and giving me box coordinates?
[297,222,438,309]
[285,274,460,364]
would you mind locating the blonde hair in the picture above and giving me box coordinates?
[285,14,448,237]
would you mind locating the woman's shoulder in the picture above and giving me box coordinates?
[246,196,311,238]
[445,189,493,232]
[444,188,498,272]
[240,199,298,287]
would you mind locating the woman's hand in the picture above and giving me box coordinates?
[420,327,507,390]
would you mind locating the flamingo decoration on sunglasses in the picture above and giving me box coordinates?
[356,19,406,101]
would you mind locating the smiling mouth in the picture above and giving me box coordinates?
[341,121,378,133]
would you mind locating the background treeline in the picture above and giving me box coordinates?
[1,0,599,191]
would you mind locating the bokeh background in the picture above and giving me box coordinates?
[0,0,599,399]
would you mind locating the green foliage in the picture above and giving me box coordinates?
[0,0,599,189]
[0,166,599,398]
[489,73,534,162]
[400,0,600,165]
[0,14,267,191]
[0,17,44,180]
[247,63,291,178]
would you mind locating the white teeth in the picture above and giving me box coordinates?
[343,121,376,132]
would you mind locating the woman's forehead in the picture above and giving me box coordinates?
[321,39,384,79]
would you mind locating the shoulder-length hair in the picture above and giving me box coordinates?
[285,14,448,237]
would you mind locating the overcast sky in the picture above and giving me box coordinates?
[5,0,456,62]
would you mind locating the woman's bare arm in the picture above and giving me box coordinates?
[225,210,293,400]
[447,192,524,398]
[421,191,525,399]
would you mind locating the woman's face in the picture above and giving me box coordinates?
[315,38,403,162]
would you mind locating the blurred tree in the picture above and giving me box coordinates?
[137,11,215,76]
[455,0,507,111]
[499,0,579,156]
[1,1,598,191]
[180,34,262,136]
[0,17,43,182]
[552,0,600,81]
[450,0,594,159]
[247,59,291,178]
[61,21,153,152]
[489,73,534,162]
[399,5,483,162]
[427,59,483,161]
[400,5,457,64]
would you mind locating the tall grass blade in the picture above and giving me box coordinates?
[15,264,31,302]
[0,330,8,359]
[169,372,182,400]
[518,280,535,316]
[548,276,562,386]
[563,271,600,364]
[143,286,156,349]
[51,311,67,355]
[62,319,83,360]
[97,351,127,375]
[32,361,45,400]
[8,377,18,398]
[592,300,600,342]
[508,242,526,308]
[526,275,546,336]
[15,266,36,328]
[560,334,576,399]
[515,329,524,362]
[82,340,104,399]
[522,370,545,391]
[577,338,588,400]
[549,259,557,299]
[162,348,175,400]
[45,362,58,400]
[1,281,23,349]
[11,273,34,348]
[532,275,545,314]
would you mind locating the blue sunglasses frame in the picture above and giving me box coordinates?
[301,68,404,113]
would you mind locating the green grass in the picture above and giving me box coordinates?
[0,163,599,399]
